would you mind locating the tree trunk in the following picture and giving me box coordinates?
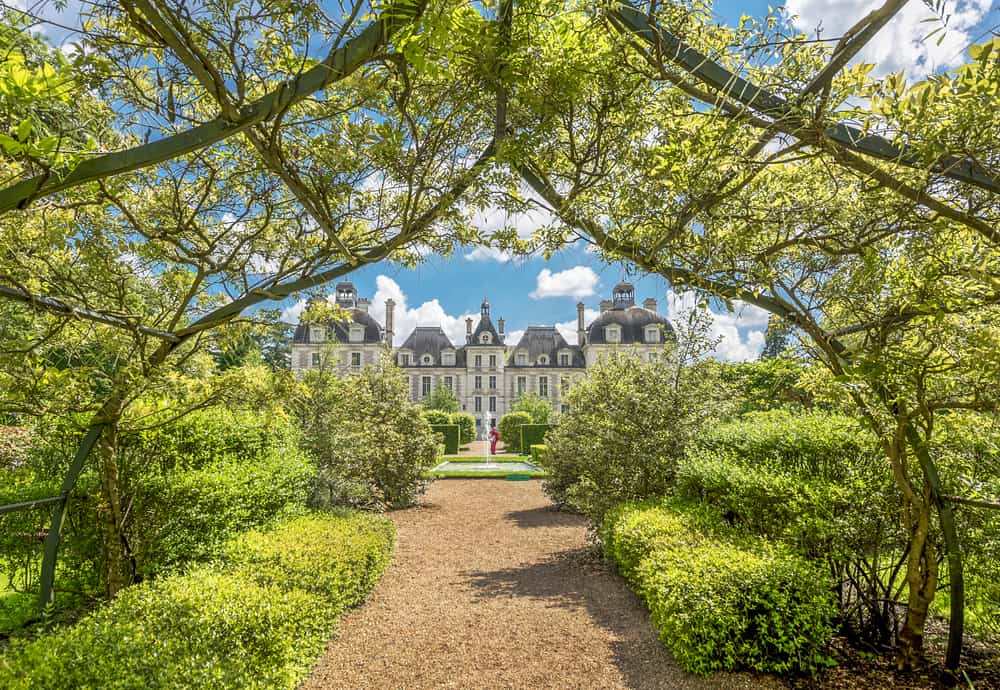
[96,417,129,598]
[897,489,938,670]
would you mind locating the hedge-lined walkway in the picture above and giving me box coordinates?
[304,480,781,689]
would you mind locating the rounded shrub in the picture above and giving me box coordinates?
[449,412,475,445]
[423,409,451,425]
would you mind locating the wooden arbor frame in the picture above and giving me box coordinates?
[1,0,998,674]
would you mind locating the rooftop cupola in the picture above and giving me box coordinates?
[481,296,491,317]
[612,281,635,308]
[335,280,358,308]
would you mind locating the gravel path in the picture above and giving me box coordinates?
[304,480,785,690]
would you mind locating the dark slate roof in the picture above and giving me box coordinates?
[398,327,458,365]
[292,308,384,345]
[469,314,503,346]
[508,327,585,368]
[586,306,675,345]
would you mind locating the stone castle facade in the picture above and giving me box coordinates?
[291,281,674,431]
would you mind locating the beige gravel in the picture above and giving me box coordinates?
[303,479,786,690]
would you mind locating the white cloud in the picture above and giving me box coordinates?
[369,275,478,346]
[280,299,307,324]
[465,245,513,263]
[530,266,600,299]
[554,308,601,345]
[786,0,993,80]
[504,329,525,346]
[665,290,769,362]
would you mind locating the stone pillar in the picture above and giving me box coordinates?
[466,317,473,343]
[577,302,586,345]
[498,318,505,342]
[384,298,395,345]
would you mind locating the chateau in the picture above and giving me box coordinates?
[291,280,675,432]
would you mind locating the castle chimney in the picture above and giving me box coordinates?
[599,299,613,313]
[384,298,395,345]
[577,302,586,346]
[643,297,657,313]
[466,317,473,343]
[498,317,505,341]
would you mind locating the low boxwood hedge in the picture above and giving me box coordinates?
[0,511,394,690]
[602,500,835,675]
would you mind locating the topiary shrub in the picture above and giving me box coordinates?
[530,444,547,467]
[498,411,532,453]
[449,412,475,445]
[429,424,460,455]
[519,424,551,455]
[423,409,451,425]
[0,511,395,690]
[602,500,835,675]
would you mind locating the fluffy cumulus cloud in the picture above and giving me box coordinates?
[554,308,601,346]
[369,275,479,347]
[529,266,600,299]
[463,184,556,262]
[665,291,770,362]
[786,0,993,80]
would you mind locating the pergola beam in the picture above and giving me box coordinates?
[609,2,1000,195]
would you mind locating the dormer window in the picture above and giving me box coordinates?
[421,354,433,365]
[537,354,549,366]
[516,352,527,366]
[310,325,325,342]
[645,325,660,343]
[559,352,570,367]
[480,332,492,344]
[442,351,455,366]
[348,324,364,343]
[605,325,622,343]
[399,353,410,366]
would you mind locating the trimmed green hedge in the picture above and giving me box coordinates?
[0,511,394,690]
[423,409,451,425]
[530,444,546,467]
[498,412,532,453]
[130,450,315,579]
[449,412,475,445]
[601,500,835,675]
[429,424,460,455]
[519,424,551,455]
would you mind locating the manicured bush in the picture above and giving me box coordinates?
[449,412,475,445]
[298,360,438,510]
[129,450,314,578]
[530,444,547,467]
[423,409,451,425]
[0,511,395,690]
[429,423,460,455]
[602,501,836,675]
[510,392,551,424]
[519,424,551,455]
[498,411,532,453]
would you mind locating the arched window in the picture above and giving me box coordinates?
[480,332,492,344]
[421,354,433,365]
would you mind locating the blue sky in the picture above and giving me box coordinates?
[13,0,999,360]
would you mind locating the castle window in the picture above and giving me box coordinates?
[648,351,658,362]
[399,353,410,366]
[539,376,549,397]
[489,354,497,367]
[488,375,496,390]
[474,354,482,367]
[442,351,455,366]
[348,324,364,343]
[421,376,432,397]
[310,325,325,342]
[605,325,621,343]
[474,375,482,390]
[559,353,570,366]
[421,354,433,365]
[538,354,549,365]
[517,376,526,394]
[311,352,321,366]
[645,325,660,343]
[516,352,527,365]
[351,352,362,367]
[480,333,492,344]
[444,376,453,391]
[489,396,496,412]
[474,396,482,412]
